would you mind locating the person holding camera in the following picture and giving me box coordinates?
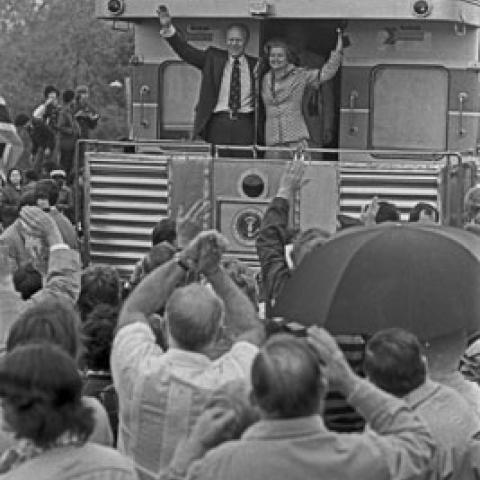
[163,327,435,480]
[31,85,60,172]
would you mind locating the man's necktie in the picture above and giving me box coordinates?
[228,57,241,114]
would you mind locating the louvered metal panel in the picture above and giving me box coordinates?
[84,153,170,278]
[339,161,442,221]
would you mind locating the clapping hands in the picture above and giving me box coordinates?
[182,230,229,276]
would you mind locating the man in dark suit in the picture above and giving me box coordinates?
[158,7,257,152]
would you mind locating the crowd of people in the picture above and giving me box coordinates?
[20,84,98,178]
[0,153,479,480]
[0,83,98,235]
[2,5,480,480]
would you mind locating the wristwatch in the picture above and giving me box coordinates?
[174,253,194,272]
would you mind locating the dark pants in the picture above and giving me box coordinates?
[59,147,75,182]
[205,112,254,158]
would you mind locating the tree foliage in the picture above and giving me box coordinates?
[0,0,134,139]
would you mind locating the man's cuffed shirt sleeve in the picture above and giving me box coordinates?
[160,25,176,37]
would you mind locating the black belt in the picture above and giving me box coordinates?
[214,111,254,121]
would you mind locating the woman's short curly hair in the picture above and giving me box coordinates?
[78,265,121,321]
[0,343,94,448]
[263,38,297,64]
[81,304,119,371]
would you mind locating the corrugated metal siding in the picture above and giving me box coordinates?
[84,152,451,278]
[339,161,442,221]
[85,153,170,278]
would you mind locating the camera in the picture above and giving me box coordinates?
[265,317,307,338]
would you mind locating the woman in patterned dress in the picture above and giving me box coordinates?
[261,32,343,159]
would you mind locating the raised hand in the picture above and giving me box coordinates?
[182,230,228,276]
[176,199,211,249]
[197,231,228,275]
[157,4,172,31]
[335,28,344,52]
[18,206,62,246]
[277,155,308,199]
[307,326,356,394]
[360,196,379,226]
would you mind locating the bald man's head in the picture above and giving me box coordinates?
[165,284,224,352]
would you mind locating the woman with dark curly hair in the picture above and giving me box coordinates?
[0,343,137,479]
[4,298,114,448]
[82,304,120,443]
[78,265,122,322]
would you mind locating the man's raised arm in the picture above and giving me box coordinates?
[198,235,264,346]
[256,157,306,309]
[19,206,80,306]
[157,5,207,70]
[308,326,436,480]
[118,199,210,330]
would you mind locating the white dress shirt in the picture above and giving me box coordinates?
[214,54,253,113]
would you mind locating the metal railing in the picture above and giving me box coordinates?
[74,139,476,270]
[75,140,474,222]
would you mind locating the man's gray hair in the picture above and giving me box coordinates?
[226,23,250,43]
[166,283,224,351]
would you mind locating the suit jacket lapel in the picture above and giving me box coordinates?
[213,51,229,92]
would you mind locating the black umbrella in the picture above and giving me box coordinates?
[273,223,480,340]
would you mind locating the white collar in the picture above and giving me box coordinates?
[229,54,246,65]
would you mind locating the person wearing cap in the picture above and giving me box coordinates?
[0,206,81,350]
[50,169,74,223]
